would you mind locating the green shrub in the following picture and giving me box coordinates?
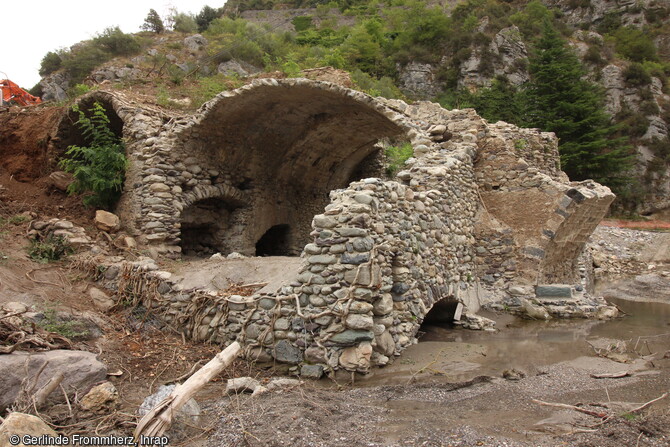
[350,69,403,99]
[187,74,243,108]
[596,12,622,35]
[61,43,110,85]
[67,83,92,99]
[173,13,198,33]
[93,27,141,56]
[613,27,658,62]
[28,235,74,263]
[623,63,652,87]
[640,100,660,116]
[59,102,127,209]
[647,137,670,161]
[292,15,313,32]
[385,142,414,177]
[583,45,605,65]
[39,51,62,76]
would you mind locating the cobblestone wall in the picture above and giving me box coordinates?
[69,80,615,373]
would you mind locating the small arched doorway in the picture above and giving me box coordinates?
[180,197,243,257]
[255,224,293,256]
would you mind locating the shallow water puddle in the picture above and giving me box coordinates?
[359,299,670,386]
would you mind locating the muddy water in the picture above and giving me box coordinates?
[359,298,670,386]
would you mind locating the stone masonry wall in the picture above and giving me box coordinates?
[69,80,615,374]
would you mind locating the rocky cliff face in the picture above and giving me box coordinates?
[395,1,670,214]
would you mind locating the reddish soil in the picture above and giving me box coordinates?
[0,105,66,181]
[601,219,670,231]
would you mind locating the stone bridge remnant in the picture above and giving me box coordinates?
[58,79,614,373]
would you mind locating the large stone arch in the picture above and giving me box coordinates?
[166,79,413,256]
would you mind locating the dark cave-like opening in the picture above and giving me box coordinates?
[255,224,293,256]
[180,198,240,257]
[421,298,460,328]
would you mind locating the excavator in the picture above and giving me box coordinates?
[0,79,42,106]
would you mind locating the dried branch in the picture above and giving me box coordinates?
[134,341,241,439]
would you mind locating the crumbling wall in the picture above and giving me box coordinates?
[69,80,616,373]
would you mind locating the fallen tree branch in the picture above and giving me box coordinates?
[532,399,609,418]
[628,392,668,414]
[33,371,65,409]
[590,371,631,379]
[134,341,241,439]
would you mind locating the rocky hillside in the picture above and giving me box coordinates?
[33,0,670,215]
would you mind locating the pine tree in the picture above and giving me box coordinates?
[142,9,165,34]
[523,22,632,187]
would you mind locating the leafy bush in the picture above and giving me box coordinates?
[67,83,93,99]
[173,13,198,33]
[640,100,660,116]
[596,12,622,34]
[385,142,414,177]
[612,27,658,63]
[39,51,62,76]
[93,27,141,55]
[28,236,73,263]
[59,102,127,209]
[61,44,109,85]
[623,63,652,87]
[510,0,554,38]
[292,15,313,32]
[350,69,403,99]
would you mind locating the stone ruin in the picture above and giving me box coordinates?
[46,79,616,374]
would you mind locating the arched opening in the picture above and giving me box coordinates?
[421,298,460,326]
[180,198,242,257]
[176,82,408,256]
[54,97,124,155]
[255,224,293,256]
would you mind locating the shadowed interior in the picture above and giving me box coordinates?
[178,84,405,256]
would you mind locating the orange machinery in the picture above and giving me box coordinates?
[0,79,42,106]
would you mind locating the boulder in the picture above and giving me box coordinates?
[47,171,74,191]
[226,377,261,394]
[183,34,208,52]
[79,381,119,413]
[300,364,324,379]
[88,287,115,311]
[217,60,249,77]
[0,350,107,411]
[94,210,120,232]
[339,342,373,371]
[139,385,200,424]
[273,340,303,364]
[266,378,302,390]
[0,413,58,447]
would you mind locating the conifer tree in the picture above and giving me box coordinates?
[523,22,632,187]
[142,9,165,34]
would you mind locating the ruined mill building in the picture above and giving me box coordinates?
[34,78,616,374]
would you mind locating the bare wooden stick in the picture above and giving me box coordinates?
[628,392,668,414]
[33,371,65,409]
[134,341,241,439]
[532,399,609,418]
[590,371,631,379]
[239,282,268,289]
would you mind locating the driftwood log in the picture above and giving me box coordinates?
[134,341,241,439]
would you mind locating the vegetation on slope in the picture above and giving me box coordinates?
[35,0,670,204]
